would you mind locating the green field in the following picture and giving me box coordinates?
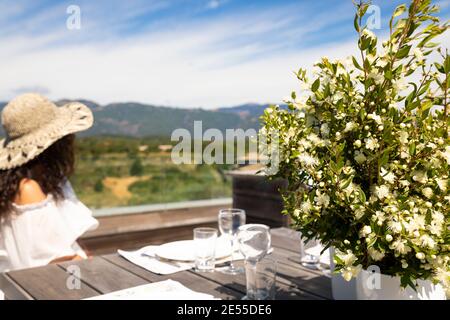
[70,136,233,209]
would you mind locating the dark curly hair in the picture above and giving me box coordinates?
[0,134,75,218]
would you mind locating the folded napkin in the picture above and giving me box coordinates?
[0,289,4,300]
[118,246,192,275]
[86,279,217,300]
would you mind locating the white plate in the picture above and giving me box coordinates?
[154,239,231,262]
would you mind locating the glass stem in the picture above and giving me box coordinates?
[229,236,235,269]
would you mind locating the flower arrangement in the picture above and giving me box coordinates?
[261,0,449,293]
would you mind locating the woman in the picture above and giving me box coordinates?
[0,93,98,272]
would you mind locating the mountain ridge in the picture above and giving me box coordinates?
[0,99,273,137]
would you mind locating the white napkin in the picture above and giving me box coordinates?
[118,246,192,275]
[0,289,4,300]
[86,279,217,300]
[118,239,245,275]
[304,244,331,268]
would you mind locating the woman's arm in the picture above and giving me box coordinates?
[49,255,84,264]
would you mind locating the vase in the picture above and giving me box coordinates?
[356,269,446,300]
[329,247,357,300]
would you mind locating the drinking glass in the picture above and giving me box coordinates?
[244,256,277,300]
[218,208,246,274]
[237,224,272,300]
[300,238,321,270]
[193,227,218,272]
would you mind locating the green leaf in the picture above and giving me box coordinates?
[354,14,360,33]
[352,56,362,70]
[393,4,407,18]
[385,69,392,80]
[311,78,320,92]
[434,62,445,74]
[379,150,390,167]
[421,100,433,113]
[396,45,411,59]
[409,142,416,156]
[339,176,353,190]
[444,55,450,74]
[334,255,344,265]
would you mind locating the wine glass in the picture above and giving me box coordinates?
[237,224,272,300]
[218,208,246,274]
[237,224,271,263]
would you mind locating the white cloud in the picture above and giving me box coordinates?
[207,0,221,10]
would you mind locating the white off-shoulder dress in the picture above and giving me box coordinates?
[0,181,98,272]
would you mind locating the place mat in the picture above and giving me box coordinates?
[118,245,245,275]
[85,279,217,300]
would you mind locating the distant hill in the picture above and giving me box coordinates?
[0,99,273,137]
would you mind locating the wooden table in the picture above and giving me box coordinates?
[0,228,332,300]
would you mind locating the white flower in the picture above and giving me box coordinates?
[380,167,396,184]
[373,210,386,224]
[408,214,426,230]
[416,252,425,260]
[388,220,403,233]
[412,170,428,184]
[344,122,356,132]
[368,247,385,261]
[300,200,312,213]
[436,179,447,192]
[307,133,323,145]
[298,153,319,168]
[375,185,389,199]
[386,234,393,242]
[413,48,423,62]
[341,265,362,281]
[362,29,376,39]
[367,112,382,124]
[390,239,411,255]
[399,180,410,187]
[320,123,330,136]
[314,190,330,208]
[422,187,433,199]
[354,151,367,164]
[368,72,384,85]
[354,207,365,220]
[365,137,379,150]
[432,211,444,224]
[393,78,408,91]
[429,222,442,236]
[419,235,436,249]
[360,225,372,237]
[398,131,409,144]
[336,249,357,266]
[354,140,362,148]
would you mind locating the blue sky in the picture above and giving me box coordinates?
[0,0,449,108]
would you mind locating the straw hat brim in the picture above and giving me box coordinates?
[0,102,93,170]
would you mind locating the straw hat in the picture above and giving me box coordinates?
[0,93,93,170]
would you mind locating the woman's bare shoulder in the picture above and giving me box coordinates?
[14,179,47,205]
